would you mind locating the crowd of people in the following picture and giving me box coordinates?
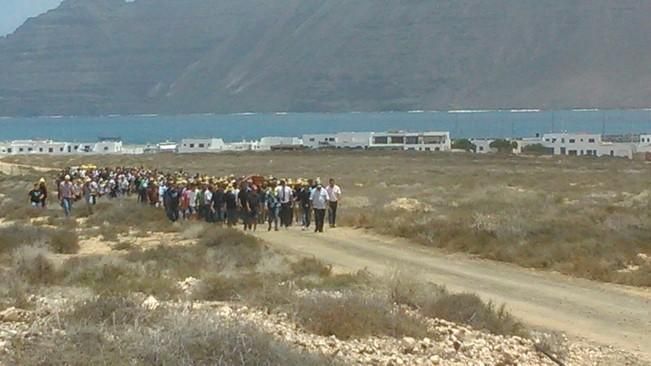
[41,165,342,233]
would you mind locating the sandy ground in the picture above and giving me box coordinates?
[252,227,651,362]
[3,157,649,362]
[0,161,53,175]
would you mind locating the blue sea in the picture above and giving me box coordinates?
[1,110,651,144]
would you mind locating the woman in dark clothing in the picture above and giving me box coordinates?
[245,188,259,231]
[38,178,48,208]
[225,187,238,227]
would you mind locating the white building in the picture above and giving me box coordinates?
[541,133,601,156]
[157,141,178,153]
[178,138,226,153]
[259,136,303,151]
[302,134,337,149]
[0,139,124,155]
[595,142,636,159]
[541,133,634,159]
[469,139,496,154]
[223,140,260,152]
[6,140,69,155]
[0,142,9,155]
[637,134,651,153]
[335,132,373,149]
[122,145,146,155]
[91,140,123,154]
[369,131,451,151]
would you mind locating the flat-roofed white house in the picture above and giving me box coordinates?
[223,140,260,152]
[595,142,636,159]
[0,142,9,155]
[470,139,496,154]
[178,138,225,153]
[259,137,303,151]
[541,133,601,156]
[157,141,178,153]
[302,134,337,149]
[92,140,123,154]
[637,134,651,153]
[335,132,373,149]
[7,140,69,155]
[541,133,634,158]
[369,132,451,151]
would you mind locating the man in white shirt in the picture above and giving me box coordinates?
[310,184,329,233]
[325,178,342,228]
[275,180,294,228]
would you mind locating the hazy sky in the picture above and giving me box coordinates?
[0,0,63,36]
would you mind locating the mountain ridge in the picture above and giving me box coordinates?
[1,0,651,116]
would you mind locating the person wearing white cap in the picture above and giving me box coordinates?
[58,175,74,217]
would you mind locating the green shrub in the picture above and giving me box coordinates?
[452,139,477,152]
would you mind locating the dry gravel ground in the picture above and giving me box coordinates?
[252,227,651,362]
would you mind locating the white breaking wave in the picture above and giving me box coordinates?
[448,109,496,114]
[571,109,600,112]
[509,109,541,113]
[407,110,425,113]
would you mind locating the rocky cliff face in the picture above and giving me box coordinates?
[1,0,651,116]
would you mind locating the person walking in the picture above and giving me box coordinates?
[163,181,180,222]
[28,184,42,208]
[297,181,312,230]
[38,178,48,208]
[265,187,280,231]
[326,178,342,228]
[212,184,225,223]
[245,187,259,231]
[310,183,329,233]
[58,175,74,217]
[225,185,238,227]
[275,180,293,229]
[82,178,98,214]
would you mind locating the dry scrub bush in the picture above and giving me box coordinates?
[0,270,31,311]
[388,273,525,337]
[0,224,80,258]
[13,246,59,285]
[62,255,181,299]
[85,199,179,235]
[293,292,428,340]
[15,305,335,366]
[48,226,80,254]
[65,295,165,327]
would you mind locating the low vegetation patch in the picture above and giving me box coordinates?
[15,300,336,366]
[0,224,80,258]
[388,273,525,337]
[293,292,428,340]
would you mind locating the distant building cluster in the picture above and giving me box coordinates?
[470,133,641,159]
[0,131,649,160]
[0,138,123,155]
[0,131,452,156]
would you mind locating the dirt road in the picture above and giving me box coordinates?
[253,227,651,360]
